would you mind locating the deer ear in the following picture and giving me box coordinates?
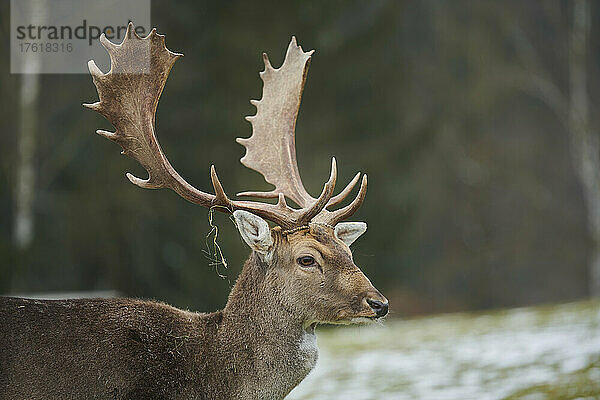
[233,210,274,254]
[334,222,367,246]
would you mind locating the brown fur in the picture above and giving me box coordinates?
[0,226,386,399]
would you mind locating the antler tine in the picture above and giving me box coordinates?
[209,166,296,227]
[230,158,337,229]
[210,165,231,206]
[297,157,337,224]
[235,190,279,200]
[327,171,361,208]
[315,174,367,226]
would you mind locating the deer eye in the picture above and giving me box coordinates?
[297,256,316,268]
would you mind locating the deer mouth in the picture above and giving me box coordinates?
[326,312,381,325]
[304,322,318,333]
[350,316,379,324]
[354,312,385,322]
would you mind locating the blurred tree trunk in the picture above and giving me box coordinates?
[504,1,599,296]
[14,75,40,250]
[568,0,600,296]
[13,2,44,252]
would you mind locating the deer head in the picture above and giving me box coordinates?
[84,24,388,325]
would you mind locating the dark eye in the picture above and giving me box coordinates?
[297,256,316,267]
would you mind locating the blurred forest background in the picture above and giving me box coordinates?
[1,0,599,316]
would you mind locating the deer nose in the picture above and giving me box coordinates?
[366,298,388,318]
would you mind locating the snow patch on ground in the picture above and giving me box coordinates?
[287,301,600,400]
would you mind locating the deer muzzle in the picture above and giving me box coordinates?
[366,297,389,318]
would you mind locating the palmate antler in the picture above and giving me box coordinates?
[237,37,367,226]
[84,23,366,229]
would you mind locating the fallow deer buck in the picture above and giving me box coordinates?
[0,24,388,400]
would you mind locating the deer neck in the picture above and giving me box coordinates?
[223,252,314,338]
[220,252,318,398]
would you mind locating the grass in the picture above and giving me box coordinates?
[287,300,600,400]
